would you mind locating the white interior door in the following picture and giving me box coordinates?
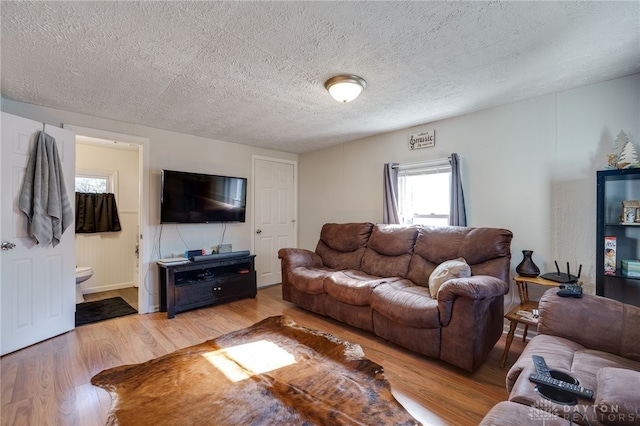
[253,158,296,287]
[1,112,76,356]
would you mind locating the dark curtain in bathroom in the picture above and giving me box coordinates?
[75,193,122,233]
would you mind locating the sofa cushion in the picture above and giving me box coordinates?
[571,349,640,382]
[406,226,513,286]
[315,222,374,270]
[370,279,440,328]
[288,267,334,295]
[507,334,640,422]
[595,368,640,425]
[324,270,391,306]
[538,289,640,362]
[428,257,471,298]
[360,225,418,278]
[508,333,640,391]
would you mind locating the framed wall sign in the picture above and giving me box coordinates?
[409,130,435,150]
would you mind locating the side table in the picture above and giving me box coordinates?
[500,276,565,368]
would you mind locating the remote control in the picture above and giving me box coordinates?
[532,355,551,376]
[558,284,583,298]
[529,373,594,399]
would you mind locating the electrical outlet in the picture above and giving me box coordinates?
[218,244,232,253]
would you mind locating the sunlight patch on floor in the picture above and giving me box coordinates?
[202,340,296,382]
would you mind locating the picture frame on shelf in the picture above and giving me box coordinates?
[621,200,640,224]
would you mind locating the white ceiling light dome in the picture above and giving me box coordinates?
[325,75,367,103]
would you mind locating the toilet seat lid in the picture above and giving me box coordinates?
[76,266,93,276]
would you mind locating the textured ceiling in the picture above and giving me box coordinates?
[1,1,639,154]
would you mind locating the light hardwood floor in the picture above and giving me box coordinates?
[1,285,526,425]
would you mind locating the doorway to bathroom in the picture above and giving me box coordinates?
[74,136,138,323]
[66,125,150,324]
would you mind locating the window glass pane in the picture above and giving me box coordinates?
[412,216,449,226]
[398,169,450,226]
[76,176,108,193]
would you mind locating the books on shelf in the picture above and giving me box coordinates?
[621,260,640,277]
[515,309,539,322]
[605,236,616,275]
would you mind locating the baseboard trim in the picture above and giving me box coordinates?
[502,322,537,340]
[258,282,282,289]
[83,282,135,295]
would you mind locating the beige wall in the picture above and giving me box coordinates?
[298,74,640,300]
[3,73,638,306]
[76,143,139,294]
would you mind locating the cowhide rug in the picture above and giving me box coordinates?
[91,315,420,425]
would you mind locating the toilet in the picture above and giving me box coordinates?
[75,266,94,304]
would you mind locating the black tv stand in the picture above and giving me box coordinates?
[158,254,257,318]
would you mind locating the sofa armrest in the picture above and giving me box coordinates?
[437,275,509,326]
[438,275,509,370]
[537,289,640,361]
[278,248,325,302]
[278,248,323,269]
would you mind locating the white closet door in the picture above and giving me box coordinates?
[1,112,76,355]
[253,158,296,287]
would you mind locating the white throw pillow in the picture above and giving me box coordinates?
[428,257,471,298]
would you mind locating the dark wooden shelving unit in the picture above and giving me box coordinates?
[596,168,640,307]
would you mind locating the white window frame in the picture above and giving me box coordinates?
[75,169,119,201]
[397,159,451,226]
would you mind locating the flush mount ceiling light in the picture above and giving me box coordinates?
[324,75,367,103]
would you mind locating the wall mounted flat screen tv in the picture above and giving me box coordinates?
[161,169,247,224]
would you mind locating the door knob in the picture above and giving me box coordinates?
[256,229,262,234]
[1,241,16,251]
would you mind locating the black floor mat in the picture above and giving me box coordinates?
[75,296,137,326]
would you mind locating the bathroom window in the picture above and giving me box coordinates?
[76,170,116,194]
[397,161,451,226]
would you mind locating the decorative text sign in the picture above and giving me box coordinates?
[409,130,435,150]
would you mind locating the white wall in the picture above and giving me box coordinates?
[1,98,298,310]
[3,74,638,304]
[298,74,640,298]
[76,143,139,295]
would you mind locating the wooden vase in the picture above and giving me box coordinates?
[516,250,540,278]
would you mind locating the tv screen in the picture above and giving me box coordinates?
[161,170,247,224]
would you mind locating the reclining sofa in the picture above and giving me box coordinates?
[481,288,640,425]
[278,222,513,371]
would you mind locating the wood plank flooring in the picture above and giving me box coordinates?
[1,285,527,426]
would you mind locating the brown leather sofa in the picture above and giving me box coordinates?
[481,288,640,425]
[278,222,513,371]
